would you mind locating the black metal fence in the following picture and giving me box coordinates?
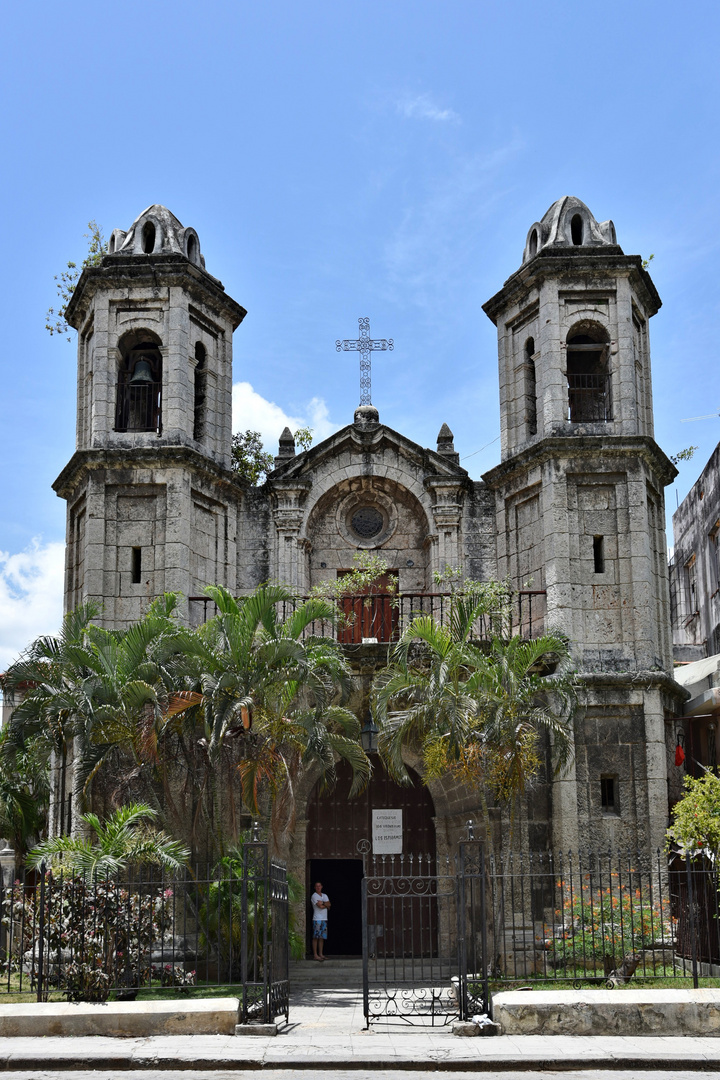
[189,590,547,644]
[0,840,289,1023]
[485,849,719,989]
[360,840,488,1028]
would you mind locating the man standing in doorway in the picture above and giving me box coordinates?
[311,881,330,961]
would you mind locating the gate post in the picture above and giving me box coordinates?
[361,874,369,1028]
[241,829,270,1024]
[456,842,468,1020]
[456,831,489,1019]
[36,862,47,1003]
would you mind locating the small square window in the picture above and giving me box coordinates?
[600,775,619,815]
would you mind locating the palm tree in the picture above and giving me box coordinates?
[0,729,48,869]
[1,595,184,836]
[26,802,189,875]
[1,602,101,837]
[373,592,577,837]
[168,585,371,847]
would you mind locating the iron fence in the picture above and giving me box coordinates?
[0,839,288,1023]
[188,590,547,644]
[485,849,719,989]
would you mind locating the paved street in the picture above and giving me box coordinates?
[2,1073,719,1080]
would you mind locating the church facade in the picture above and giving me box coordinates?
[54,199,686,880]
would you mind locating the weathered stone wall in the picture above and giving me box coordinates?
[462,481,497,581]
[55,449,242,627]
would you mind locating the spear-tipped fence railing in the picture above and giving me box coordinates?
[485,849,718,989]
[0,840,288,1022]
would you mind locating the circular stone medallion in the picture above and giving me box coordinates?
[351,506,384,539]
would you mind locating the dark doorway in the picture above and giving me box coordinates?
[306,761,437,958]
[308,858,363,956]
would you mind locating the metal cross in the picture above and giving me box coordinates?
[336,317,394,406]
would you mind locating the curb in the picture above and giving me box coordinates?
[3,1055,720,1072]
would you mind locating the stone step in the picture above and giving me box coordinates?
[289,959,363,989]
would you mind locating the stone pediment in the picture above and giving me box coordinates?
[268,418,468,485]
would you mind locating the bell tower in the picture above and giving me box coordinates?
[483,197,684,852]
[53,205,247,626]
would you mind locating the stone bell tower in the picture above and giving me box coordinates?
[482,197,684,852]
[53,205,247,627]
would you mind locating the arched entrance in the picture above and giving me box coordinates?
[306,760,436,956]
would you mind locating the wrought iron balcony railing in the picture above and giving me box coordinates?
[188,589,547,644]
[115,380,163,434]
[567,372,612,422]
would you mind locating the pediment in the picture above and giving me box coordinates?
[268,422,468,483]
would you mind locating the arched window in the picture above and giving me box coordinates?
[529,229,538,258]
[566,325,611,422]
[525,337,537,436]
[570,214,584,246]
[193,342,206,441]
[141,220,156,254]
[108,235,116,254]
[187,234,198,264]
[115,334,162,433]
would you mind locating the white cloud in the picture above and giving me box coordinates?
[232,382,335,451]
[396,92,460,124]
[0,539,65,671]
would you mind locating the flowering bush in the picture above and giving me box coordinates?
[1,872,189,1001]
[667,772,720,858]
[548,870,674,968]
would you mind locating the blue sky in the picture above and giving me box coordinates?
[1,0,719,667]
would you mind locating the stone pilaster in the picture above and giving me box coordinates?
[271,479,311,591]
[425,478,465,575]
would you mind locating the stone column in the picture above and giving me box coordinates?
[0,843,15,889]
[426,479,464,576]
[271,480,311,591]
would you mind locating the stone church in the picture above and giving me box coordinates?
[54,199,686,931]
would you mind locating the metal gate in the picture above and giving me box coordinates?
[240,839,290,1025]
[360,837,488,1027]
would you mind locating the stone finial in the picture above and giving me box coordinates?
[522,196,620,265]
[436,422,460,465]
[274,427,296,469]
[354,405,380,428]
[108,205,204,268]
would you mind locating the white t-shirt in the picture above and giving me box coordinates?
[311,891,329,921]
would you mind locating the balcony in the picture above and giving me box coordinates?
[188,590,547,644]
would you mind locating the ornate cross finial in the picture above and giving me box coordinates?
[336,317,394,406]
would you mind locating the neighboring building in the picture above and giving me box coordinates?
[667,443,720,787]
[51,198,686,919]
[670,442,720,661]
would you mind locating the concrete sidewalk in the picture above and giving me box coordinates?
[2,990,720,1071]
[2,1030,720,1071]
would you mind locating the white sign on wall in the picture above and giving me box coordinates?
[372,809,403,854]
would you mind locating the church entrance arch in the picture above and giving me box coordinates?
[306,761,436,956]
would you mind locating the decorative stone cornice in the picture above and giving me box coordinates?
[482,248,661,325]
[579,670,690,701]
[52,446,243,501]
[482,434,677,489]
[66,255,247,331]
[269,422,470,483]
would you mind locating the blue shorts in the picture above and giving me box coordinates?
[312,920,328,940]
